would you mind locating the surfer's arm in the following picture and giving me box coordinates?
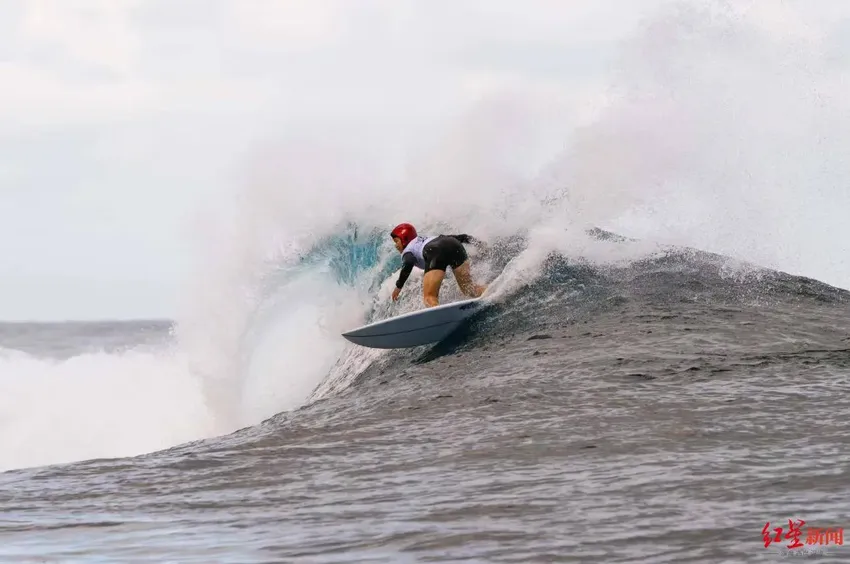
[395,252,416,289]
[449,234,475,244]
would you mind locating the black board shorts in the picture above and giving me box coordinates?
[422,235,468,272]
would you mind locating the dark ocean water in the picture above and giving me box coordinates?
[1,241,849,563]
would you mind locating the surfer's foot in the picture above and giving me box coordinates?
[424,295,439,307]
[475,284,487,297]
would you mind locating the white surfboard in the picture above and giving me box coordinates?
[341,297,485,349]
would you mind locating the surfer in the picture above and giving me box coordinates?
[390,222,487,307]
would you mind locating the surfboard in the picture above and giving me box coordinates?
[341,297,485,349]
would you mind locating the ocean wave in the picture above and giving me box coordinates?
[3,222,846,473]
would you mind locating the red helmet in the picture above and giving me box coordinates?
[390,222,417,247]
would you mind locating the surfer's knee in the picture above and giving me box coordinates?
[423,284,440,306]
[452,265,476,296]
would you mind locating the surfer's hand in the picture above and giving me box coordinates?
[392,287,401,301]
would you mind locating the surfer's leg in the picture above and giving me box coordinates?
[424,235,485,300]
[423,270,445,307]
[421,237,453,307]
[443,238,486,297]
[452,261,487,297]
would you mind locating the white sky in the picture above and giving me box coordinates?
[1,0,848,321]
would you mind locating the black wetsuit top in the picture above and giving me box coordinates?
[396,234,474,289]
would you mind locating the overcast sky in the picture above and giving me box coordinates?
[1,0,848,321]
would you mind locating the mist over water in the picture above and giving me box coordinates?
[556,1,850,287]
[3,0,849,474]
[0,345,215,471]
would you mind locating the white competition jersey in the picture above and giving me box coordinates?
[402,235,437,269]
